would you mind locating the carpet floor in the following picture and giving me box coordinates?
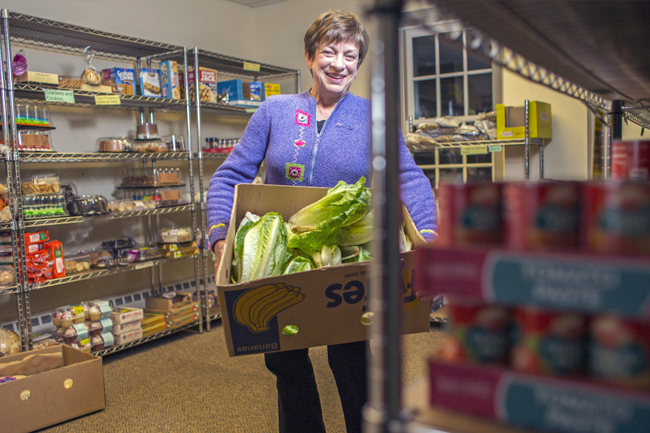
[37,321,446,433]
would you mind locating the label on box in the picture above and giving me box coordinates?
[188,67,217,103]
[99,317,113,332]
[100,331,114,348]
[44,89,75,103]
[19,71,59,85]
[264,83,281,97]
[112,320,141,335]
[103,68,136,95]
[71,322,88,340]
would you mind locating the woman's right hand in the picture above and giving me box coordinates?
[213,240,226,276]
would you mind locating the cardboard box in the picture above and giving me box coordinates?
[159,60,180,99]
[113,328,142,345]
[111,319,142,336]
[216,184,431,357]
[101,68,135,95]
[144,302,199,318]
[110,307,143,325]
[138,68,162,97]
[217,79,264,106]
[15,71,59,86]
[264,83,281,98]
[0,345,104,433]
[187,66,217,103]
[166,312,200,330]
[145,291,192,311]
[496,101,552,140]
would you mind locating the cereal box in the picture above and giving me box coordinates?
[159,60,180,100]
[102,68,135,95]
[138,68,162,97]
[188,67,217,103]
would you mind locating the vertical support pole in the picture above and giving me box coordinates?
[605,100,622,180]
[364,1,406,432]
[539,141,544,179]
[296,69,301,93]
[524,99,530,180]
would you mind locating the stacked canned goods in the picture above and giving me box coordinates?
[203,137,240,154]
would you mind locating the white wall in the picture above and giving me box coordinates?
[502,69,591,181]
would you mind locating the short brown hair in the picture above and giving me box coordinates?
[304,10,369,66]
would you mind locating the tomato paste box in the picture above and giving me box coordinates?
[101,68,135,95]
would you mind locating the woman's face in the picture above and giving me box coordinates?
[307,39,360,102]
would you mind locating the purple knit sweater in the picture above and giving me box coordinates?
[206,90,438,251]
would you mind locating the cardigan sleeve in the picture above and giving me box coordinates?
[206,101,271,251]
[397,130,438,242]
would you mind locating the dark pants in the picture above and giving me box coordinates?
[264,341,368,433]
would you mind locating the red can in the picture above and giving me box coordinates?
[437,182,503,247]
[584,181,650,255]
[505,181,581,251]
[612,140,650,181]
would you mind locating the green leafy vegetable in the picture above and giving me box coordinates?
[287,177,371,254]
[282,256,314,275]
[312,244,342,268]
[239,212,287,283]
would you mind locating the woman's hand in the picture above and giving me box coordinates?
[213,240,226,276]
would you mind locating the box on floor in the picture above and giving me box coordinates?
[0,345,105,433]
[216,183,431,357]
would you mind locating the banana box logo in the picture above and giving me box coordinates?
[225,283,305,355]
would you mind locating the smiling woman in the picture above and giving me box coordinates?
[206,9,438,433]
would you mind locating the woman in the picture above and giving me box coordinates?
[207,10,437,433]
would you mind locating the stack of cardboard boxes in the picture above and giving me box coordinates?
[110,307,143,345]
[144,291,199,330]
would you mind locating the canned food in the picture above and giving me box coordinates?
[589,314,650,390]
[511,307,586,376]
[584,181,650,255]
[505,181,581,251]
[612,140,650,181]
[437,182,503,247]
[445,299,510,365]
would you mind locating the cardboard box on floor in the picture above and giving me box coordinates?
[216,183,431,357]
[0,345,105,433]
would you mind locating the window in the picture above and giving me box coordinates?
[401,25,502,188]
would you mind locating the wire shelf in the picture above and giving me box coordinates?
[195,48,298,79]
[23,204,193,228]
[93,320,200,357]
[409,138,545,153]
[0,285,19,295]
[18,151,191,162]
[26,255,197,291]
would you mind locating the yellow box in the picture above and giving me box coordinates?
[264,83,281,98]
[496,101,552,140]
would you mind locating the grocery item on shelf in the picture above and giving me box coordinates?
[159,60,180,99]
[159,227,193,244]
[45,240,65,279]
[0,266,15,286]
[112,327,143,345]
[496,101,552,140]
[135,122,159,140]
[160,241,198,259]
[167,312,200,330]
[23,194,68,219]
[31,333,61,350]
[157,188,183,207]
[91,332,114,351]
[101,68,136,95]
[185,66,217,102]
[145,291,192,311]
[138,68,162,97]
[25,230,49,245]
[66,195,109,216]
[155,168,183,186]
[0,327,21,357]
[612,140,650,181]
[141,319,167,338]
[96,136,132,152]
[131,139,168,152]
[88,318,113,337]
[119,167,183,188]
[112,319,141,336]
[106,199,156,213]
[18,129,54,151]
[110,307,143,325]
[15,103,53,128]
[21,176,60,195]
[63,252,91,274]
[126,246,162,262]
[203,137,239,153]
[160,134,186,152]
[101,237,136,259]
[216,79,263,107]
[82,300,111,321]
[88,249,122,269]
[58,322,90,351]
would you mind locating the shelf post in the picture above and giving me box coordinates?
[604,100,623,179]
[364,1,407,432]
[524,99,530,180]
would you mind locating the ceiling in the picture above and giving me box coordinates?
[226,0,287,7]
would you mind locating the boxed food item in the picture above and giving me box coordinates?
[496,101,552,140]
[216,79,263,107]
[159,60,180,99]
[144,302,199,319]
[142,320,167,337]
[216,183,431,357]
[141,312,165,327]
[187,66,217,102]
[15,70,59,86]
[138,68,162,97]
[91,332,114,351]
[145,291,192,311]
[88,318,113,337]
[166,312,200,330]
[113,328,142,345]
[18,130,53,151]
[159,227,193,244]
[101,68,136,95]
[264,83,281,98]
[110,307,143,325]
[111,320,141,336]
[0,345,105,433]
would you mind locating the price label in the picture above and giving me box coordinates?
[488,144,503,152]
[245,108,257,113]
[94,94,121,105]
[135,261,154,270]
[243,61,260,72]
[44,89,75,103]
[460,145,488,155]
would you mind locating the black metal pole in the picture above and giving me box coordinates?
[364,1,405,432]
